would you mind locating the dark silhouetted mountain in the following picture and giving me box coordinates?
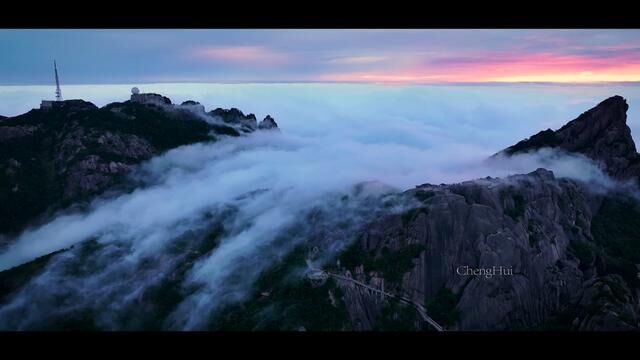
[0,94,275,235]
[495,96,640,182]
[259,115,279,130]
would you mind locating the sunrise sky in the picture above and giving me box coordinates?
[2,29,640,85]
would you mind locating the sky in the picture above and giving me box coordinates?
[2,29,640,85]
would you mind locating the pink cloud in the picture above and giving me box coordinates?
[326,56,387,65]
[189,46,289,65]
[315,51,640,83]
[315,72,449,83]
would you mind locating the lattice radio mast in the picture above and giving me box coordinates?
[54,60,62,101]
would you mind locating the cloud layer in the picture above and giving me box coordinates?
[0,84,638,329]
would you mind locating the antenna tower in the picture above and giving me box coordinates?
[54,60,62,101]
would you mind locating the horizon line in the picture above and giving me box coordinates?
[3,80,640,87]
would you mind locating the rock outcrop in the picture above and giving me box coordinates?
[259,115,279,130]
[495,96,640,182]
[209,107,259,132]
[130,92,172,107]
[179,100,206,113]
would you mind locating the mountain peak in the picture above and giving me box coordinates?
[258,115,279,130]
[556,95,629,134]
[496,95,639,181]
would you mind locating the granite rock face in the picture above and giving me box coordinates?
[341,170,580,328]
[338,169,640,330]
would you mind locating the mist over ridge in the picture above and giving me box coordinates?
[3,83,640,144]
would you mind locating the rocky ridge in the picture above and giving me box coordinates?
[0,92,278,235]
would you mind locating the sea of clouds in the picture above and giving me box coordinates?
[0,83,638,329]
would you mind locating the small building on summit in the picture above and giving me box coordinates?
[130,87,172,107]
[40,100,58,109]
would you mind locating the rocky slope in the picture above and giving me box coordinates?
[334,170,639,330]
[0,93,277,236]
[205,169,639,331]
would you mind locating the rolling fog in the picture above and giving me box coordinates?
[0,83,637,329]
